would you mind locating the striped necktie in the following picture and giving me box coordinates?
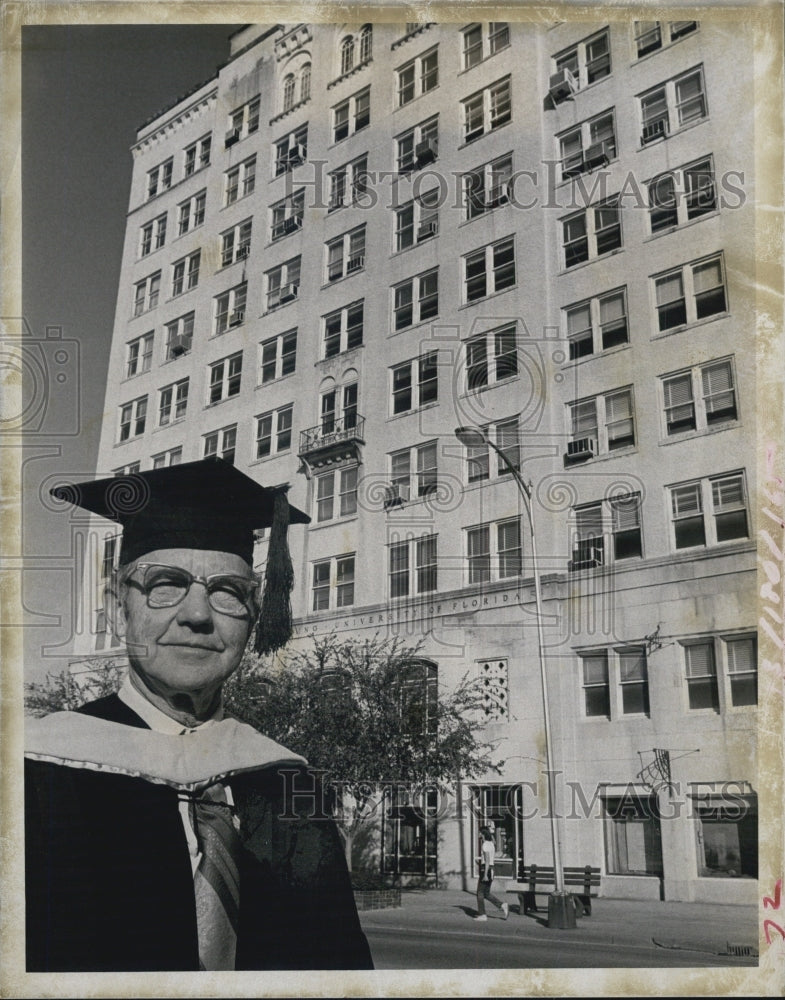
[192,783,241,970]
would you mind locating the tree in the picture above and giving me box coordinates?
[225,632,501,872]
[24,659,126,717]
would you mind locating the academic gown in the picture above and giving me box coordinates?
[25,694,373,972]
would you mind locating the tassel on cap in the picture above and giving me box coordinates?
[254,488,294,654]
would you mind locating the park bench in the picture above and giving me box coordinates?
[507,864,601,917]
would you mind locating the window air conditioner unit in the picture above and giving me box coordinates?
[564,437,596,463]
[641,119,668,144]
[486,185,510,209]
[583,142,610,170]
[279,283,298,303]
[228,311,244,327]
[237,245,250,260]
[225,128,241,148]
[570,544,604,570]
[549,68,577,104]
[288,143,307,165]
[415,138,438,166]
[283,216,303,233]
[418,220,438,240]
[346,254,365,273]
[170,335,189,357]
[384,482,410,509]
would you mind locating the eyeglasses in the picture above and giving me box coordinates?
[122,563,259,618]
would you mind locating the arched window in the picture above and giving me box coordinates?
[359,24,373,63]
[300,63,311,103]
[282,73,296,112]
[341,36,355,75]
[400,659,438,734]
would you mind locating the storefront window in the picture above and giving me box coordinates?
[603,793,663,876]
[382,786,438,877]
[470,785,524,878]
[694,792,757,877]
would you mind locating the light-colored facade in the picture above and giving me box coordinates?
[76,19,758,903]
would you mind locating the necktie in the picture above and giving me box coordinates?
[192,783,242,970]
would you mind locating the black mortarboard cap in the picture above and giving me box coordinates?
[50,459,310,653]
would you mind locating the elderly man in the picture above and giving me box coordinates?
[25,459,373,972]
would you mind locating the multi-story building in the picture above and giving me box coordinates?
[74,19,759,903]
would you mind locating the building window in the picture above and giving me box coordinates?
[558,111,616,182]
[274,124,308,176]
[214,283,247,335]
[462,77,511,142]
[390,351,438,415]
[146,158,173,200]
[340,35,355,75]
[315,466,358,522]
[564,288,628,359]
[320,382,358,434]
[164,313,194,361]
[694,791,757,878]
[639,66,707,145]
[464,324,517,390]
[390,440,438,503]
[184,134,211,176]
[466,519,522,584]
[604,794,663,876]
[203,425,236,464]
[158,378,189,426]
[648,157,716,234]
[323,301,364,358]
[221,221,252,269]
[463,153,513,220]
[282,74,296,112]
[396,46,438,106]
[393,269,438,331]
[207,352,242,405]
[133,272,160,317]
[553,28,611,92]
[271,189,305,240]
[328,155,368,211]
[113,462,141,477]
[140,214,167,257]
[562,197,622,268]
[125,332,153,379]
[567,388,635,461]
[635,20,698,59]
[581,651,610,717]
[338,25,372,76]
[227,96,260,144]
[171,250,201,296]
[570,493,643,569]
[463,237,516,302]
[661,357,737,436]
[670,471,749,550]
[152,447,182,469]
[333,86,370,143]
[255,405,293,459]
[382,785,438,877]
[654,254,727,333]
[259,330,297,384]
[177,190,206,236]
[265,257,301,310]
[118,396,147,442]
[326,225,366,281]
[312,554,355,610]
[395,115,438,173]
[394,189,439,252]
[359,24,373,63]
[477,659,509,722]
[725,636,758,706]
[462,22,510,69]
[225,155,256,206]
[685,641,719,710]
[619,648,650,714]
[469,786,523,879]
[389,534,438,597]
[462,417,520,483]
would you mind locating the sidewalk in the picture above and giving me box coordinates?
[357,887,759,959]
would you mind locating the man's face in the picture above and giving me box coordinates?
[117,548,255,709]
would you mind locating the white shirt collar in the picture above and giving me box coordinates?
[118,675,223,736]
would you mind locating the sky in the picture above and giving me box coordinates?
[21,25,237,679]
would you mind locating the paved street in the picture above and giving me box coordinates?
[358,889,760,970]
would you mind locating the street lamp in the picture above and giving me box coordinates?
[454,425,573,929]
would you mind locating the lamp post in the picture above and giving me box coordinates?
[454,426,572,928]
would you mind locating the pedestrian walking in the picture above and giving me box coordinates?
[474,825,509,921]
